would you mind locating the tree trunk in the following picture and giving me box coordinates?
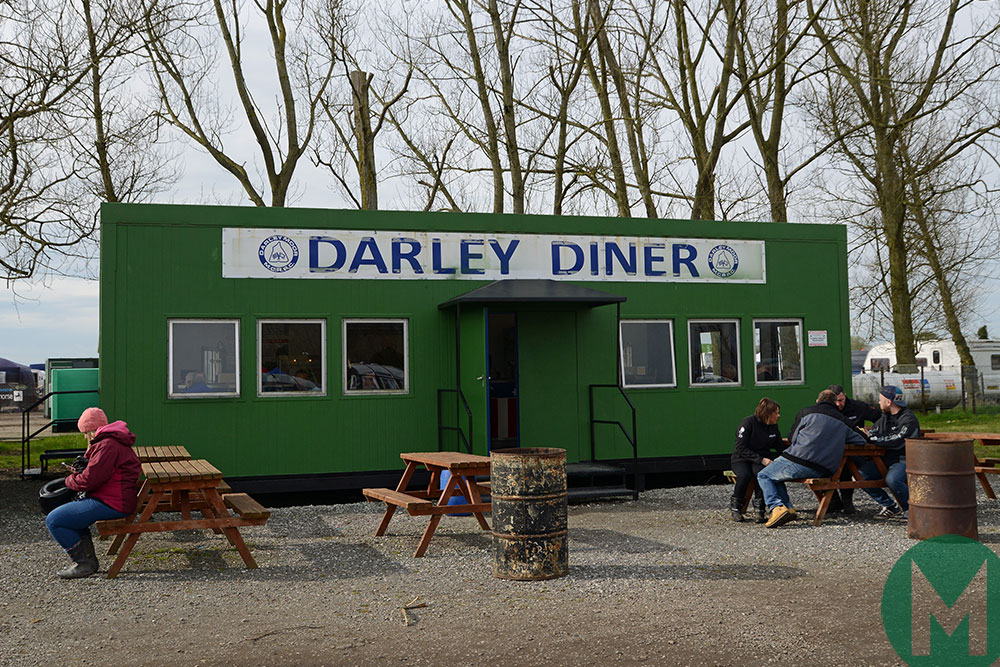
[349,70,378,210]
[487,0,524,214]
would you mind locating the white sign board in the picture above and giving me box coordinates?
[0,371,5,383]
[222,229,766,283]
[13,390,23,402]
[808,330,829,347]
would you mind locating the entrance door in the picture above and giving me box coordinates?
[487,312,519,449]
[516,310,580,459]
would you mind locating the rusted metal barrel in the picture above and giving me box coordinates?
[906,438,978,540]
[490,447,568,580]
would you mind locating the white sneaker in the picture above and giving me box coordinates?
[874,505,902,519]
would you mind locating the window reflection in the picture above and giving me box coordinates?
[344,320,408,393]
[259,320,325,395]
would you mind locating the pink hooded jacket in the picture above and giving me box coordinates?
[65,420,142,514]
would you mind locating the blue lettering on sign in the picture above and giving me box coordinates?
[644,243,666,276]
[672,243,699,277]
[605,242,636,276]
[391,237,423,274]
[488,239,519,275]
[460,240,485,275]
[551,242,584,275]
[309,236,346,272]
[431,238,455,274]
[589,242,599,275]
[349,237,388,273]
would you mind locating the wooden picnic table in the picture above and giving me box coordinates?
[95,459,269,578]
[363,451,491,557]
[135,445,191,462]
[921,432,1000,498]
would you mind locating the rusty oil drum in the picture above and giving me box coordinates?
[906,438,978,540]
[490,447,568,580]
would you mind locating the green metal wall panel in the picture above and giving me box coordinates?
[99,203,851,484]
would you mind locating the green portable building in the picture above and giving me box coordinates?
[99,203,850,493]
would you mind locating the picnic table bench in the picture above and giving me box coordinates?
[921,432,1000,498]
[135,445,191,462]
[363,451,491,557]
[95,459,269,578]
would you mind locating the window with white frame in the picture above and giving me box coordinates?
[753,319,804,384]
[258,320,326,396]
[620,320,676,388]
[343,319,408,394]
[688,320,740,385]
[168,319,240,398]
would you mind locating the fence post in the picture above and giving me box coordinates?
[961,365,967,412]
[920,365,926,414]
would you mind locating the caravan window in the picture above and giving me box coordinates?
[992,355,1000,371]
[871,358,890,371]
[753,319,804,384]
[168,319,240,398]
[258,320,326,396]
[688,320,740,386]
[932,350,941,365]
[343,319,409,394]
[620,320,676,388]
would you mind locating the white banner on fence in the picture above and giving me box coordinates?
[222,228,766,283]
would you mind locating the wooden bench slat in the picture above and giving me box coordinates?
[363,487,434,509]
[223,493,271,520]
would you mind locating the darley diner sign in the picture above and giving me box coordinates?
[222,228,766,283]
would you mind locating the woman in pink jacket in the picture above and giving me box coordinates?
[45,408,142,578]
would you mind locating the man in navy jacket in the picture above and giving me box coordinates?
[757,389,868,528]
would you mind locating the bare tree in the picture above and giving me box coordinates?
[141,0,339,206]
[807,0,1000,365]
[1,1,98,282]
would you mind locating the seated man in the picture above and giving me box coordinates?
[858,385,921,519]
[826,383,881,514]
[757,389,868,528]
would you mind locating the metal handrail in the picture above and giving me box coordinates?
[437,388,474,454]
[20,389,98,477]
[589,383,638,497]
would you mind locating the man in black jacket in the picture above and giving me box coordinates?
[827,383,881,514]
[858,385,921,518]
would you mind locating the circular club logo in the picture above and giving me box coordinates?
[882,534,1000,665]
[258,235,299,273]
[707,244,739,278]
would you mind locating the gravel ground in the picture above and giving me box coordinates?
[3,471,997,666]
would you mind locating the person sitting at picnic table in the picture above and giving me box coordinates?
[757,389,868,528]
[728,398,784,523]
[826,383,881,515]
[857,385,921,519]
[45,408,141,579]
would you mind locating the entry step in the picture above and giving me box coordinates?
[567,486,636,501]
[566,462,627,476]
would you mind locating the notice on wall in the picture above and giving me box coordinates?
[222,228,767,284]
[807,330,828,347]
[13,390,22,402]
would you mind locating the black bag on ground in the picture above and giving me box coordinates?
[39,478,77,515]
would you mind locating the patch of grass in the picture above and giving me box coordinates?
[918,405,1000,458]
[0,434,88,471]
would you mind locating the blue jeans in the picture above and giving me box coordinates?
[858,455,908,510]
[757,458,825,511]
[46,498,126,550]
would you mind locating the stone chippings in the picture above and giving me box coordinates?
[2,475,997,666]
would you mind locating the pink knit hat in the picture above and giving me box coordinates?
[77,407,109,432]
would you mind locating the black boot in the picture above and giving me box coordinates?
[840,489,856,515]
[57,533,98,579]
[828,492,844,514]
[729,495,745,522]
[754,498,767,523]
